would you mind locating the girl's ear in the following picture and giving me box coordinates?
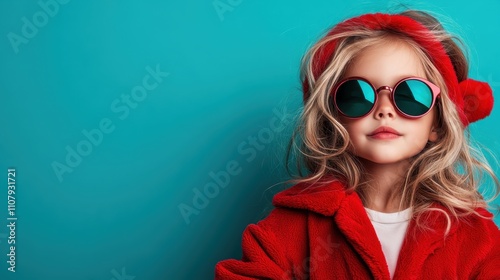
[429,107,440,142]
[428,128,438,142]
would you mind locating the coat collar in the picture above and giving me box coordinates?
[272,179,391,278]
[272,179,464,280]
[272,178,348,216]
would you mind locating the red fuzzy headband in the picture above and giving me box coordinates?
[302,13,494,126]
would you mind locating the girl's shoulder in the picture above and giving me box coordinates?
[454,207,500,240]
[410,202,499,240]
[421,204,500,262]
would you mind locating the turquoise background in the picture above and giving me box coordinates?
[1,0,499,279]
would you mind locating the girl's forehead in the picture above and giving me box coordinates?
[344,40,427,84]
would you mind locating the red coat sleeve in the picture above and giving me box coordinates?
[214,214,293,280]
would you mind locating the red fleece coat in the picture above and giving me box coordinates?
[215,180,500,279]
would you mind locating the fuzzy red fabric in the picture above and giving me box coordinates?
[215,180,500,279]
[301,13,494,126]
[459,79,494,123]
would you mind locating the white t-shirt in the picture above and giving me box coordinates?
[364,207,412,279]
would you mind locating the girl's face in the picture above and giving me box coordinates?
[339,41,438,166]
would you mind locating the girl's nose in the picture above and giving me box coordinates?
[373,89,396,119]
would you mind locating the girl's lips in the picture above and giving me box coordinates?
[369,132,401,139]
[368,126,401,139]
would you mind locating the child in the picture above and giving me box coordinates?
[215,10,500,279]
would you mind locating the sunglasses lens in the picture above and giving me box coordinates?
[394,79,434,116]
[335,79,375,117]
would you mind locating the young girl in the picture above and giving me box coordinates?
[215,10,500,279]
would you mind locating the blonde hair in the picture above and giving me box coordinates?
[285,10,500,236]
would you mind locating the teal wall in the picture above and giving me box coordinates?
[0,1,499,279]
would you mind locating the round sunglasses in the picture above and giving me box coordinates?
[331,77,441,118]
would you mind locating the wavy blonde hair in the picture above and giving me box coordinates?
[284,10,500,236]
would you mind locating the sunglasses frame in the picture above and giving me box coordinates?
[332,76,441,119]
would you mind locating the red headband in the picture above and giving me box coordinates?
[302,13,494,126]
